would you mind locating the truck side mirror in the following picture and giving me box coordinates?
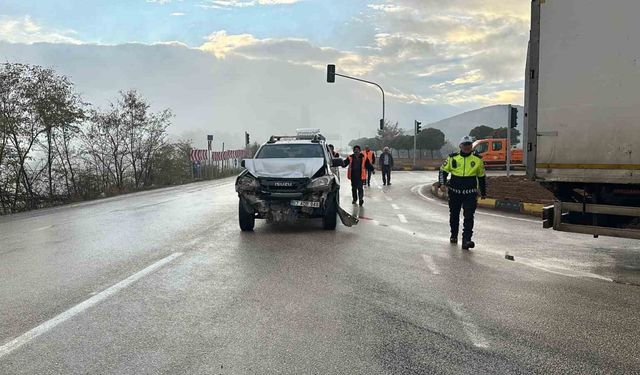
[241,159,246,168]
[331,158,344,168]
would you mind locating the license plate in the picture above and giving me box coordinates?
[291,200,320,208]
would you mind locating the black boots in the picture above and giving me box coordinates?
[451,234,475,249]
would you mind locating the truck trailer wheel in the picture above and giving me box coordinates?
[239,199,255,231]
[322,194,338,230]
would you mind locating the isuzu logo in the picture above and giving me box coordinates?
[274,181,294,187]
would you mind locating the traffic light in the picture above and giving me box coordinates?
[327,64,336,83]
[510,106,518,128]
[379,118,384,131]
[415,120,422,134]
[245,132,250,145]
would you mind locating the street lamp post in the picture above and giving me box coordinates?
[327,64,385,130]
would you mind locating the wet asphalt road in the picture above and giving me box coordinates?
[0,171,639,374]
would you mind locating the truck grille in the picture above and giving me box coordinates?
[259,178,309,193]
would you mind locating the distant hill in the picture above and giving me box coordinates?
[425,104,524,146]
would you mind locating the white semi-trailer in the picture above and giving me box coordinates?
[525,0,640,239]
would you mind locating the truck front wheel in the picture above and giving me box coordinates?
[239,199,255,231]
[322,194,338,230]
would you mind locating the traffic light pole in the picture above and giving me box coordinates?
[507,105,512,177]
[333,72,385,131]
[413,120,417,167]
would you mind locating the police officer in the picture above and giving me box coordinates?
[437,136,487,250]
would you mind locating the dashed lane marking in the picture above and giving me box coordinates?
[397,214,408,223]
[448,301,490,349]
[391,204,400,210]
[422,254,440,275]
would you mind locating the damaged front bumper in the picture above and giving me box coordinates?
[235,171,339,223]
[238,190,331,223]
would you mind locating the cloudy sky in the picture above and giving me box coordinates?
[0,0,530,149]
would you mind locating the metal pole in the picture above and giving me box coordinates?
[207,138,212,180]
[222,142,225,174]
[334,72,385,130]
[507,105,512,177]
[413,120,417,167]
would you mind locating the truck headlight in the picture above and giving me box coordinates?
[308,176,331,190]
[236,174,259,191]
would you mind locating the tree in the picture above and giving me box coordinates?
[377,120,403,147]
[492,127,521,145]
[52,116,83,197]
[0,63,77,211]
[348,137,369,148]
[364,138,380,151]
[417,128,446,158]
[0,63,241,214]
[469,125,495,140]
[30,67,85,199]
[390,135,413,152]
[120,90,150,188]
[0,63,53,210]
[150,140,193,186]
[139,109,172,187]
[84,105,129,191]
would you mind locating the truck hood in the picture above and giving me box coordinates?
[244,158,325,178]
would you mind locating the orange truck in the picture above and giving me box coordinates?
[472,138,523,167]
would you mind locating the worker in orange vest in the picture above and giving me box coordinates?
[343,145,372,206]
[363,146,376,187]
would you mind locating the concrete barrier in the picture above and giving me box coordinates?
[400,166,439,171]
[429,183,543,217]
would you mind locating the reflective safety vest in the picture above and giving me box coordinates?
[348,154,367,180]
[439,152,486,194]
[364,150,375,164]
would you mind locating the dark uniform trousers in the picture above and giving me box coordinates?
[448,192,477,241]
[351,178,364,202]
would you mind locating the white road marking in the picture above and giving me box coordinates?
[412,184,539,224]
[515,258,614,282]
[376,188,614,283]
[0,252,183,359]
[33,225,54,232]
[385,196,393,202]
[421,254,440,275]
[471,209,539,223]
[391,204,400,210]
[397,214,408,223]
[448,301,490,349]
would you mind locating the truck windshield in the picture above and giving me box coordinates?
[256,144,325,159]
[474,142,489,154]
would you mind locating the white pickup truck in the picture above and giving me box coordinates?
[235,130,344,231]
